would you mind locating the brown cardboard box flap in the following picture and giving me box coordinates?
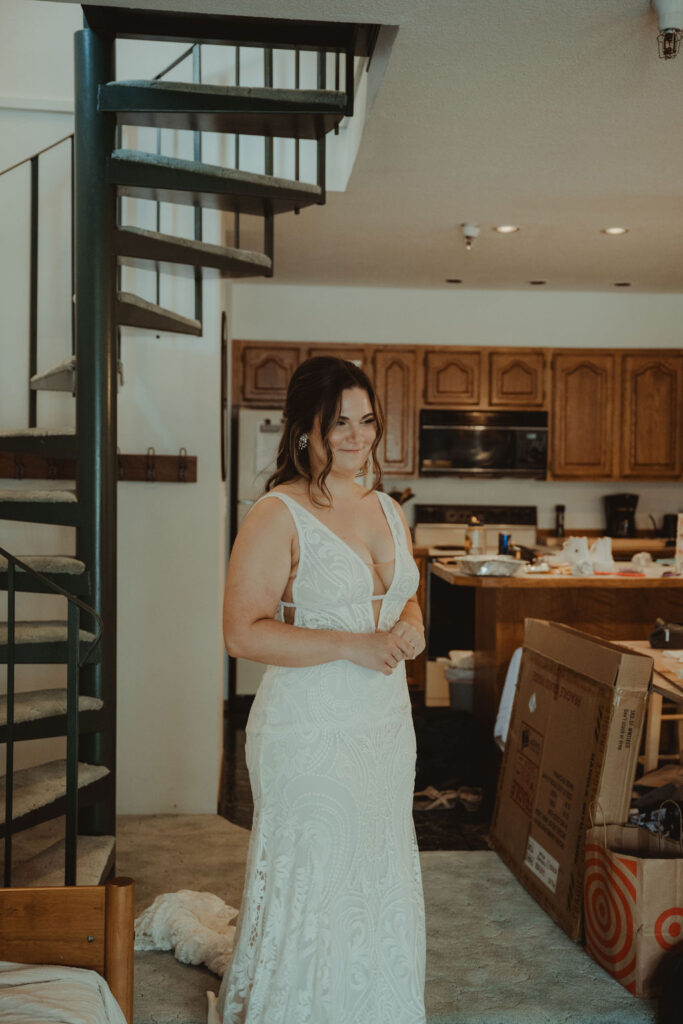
[490,620,652,942]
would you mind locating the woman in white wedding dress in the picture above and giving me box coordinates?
[219,356,428,1024]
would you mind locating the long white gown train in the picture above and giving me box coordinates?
[217,489,427,1024]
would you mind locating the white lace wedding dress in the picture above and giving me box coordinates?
[216,489,427,1024]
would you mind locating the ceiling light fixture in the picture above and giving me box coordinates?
[461,223,480,252]
[493,225,519,234]
[653,1,683,58]
[601,227,629,235]
[614,282,632,287]
[445,278,462,284]
[529,280,546,286]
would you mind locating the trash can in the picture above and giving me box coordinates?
[446,650,474,712]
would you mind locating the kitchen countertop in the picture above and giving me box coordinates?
[431,561,683,588]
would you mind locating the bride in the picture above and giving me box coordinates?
[218,355,428,1023]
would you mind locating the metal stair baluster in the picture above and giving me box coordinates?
[29,157,39,428]
[4,561,15,886]
[65,600,79,885]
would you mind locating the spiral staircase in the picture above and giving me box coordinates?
[0,4,379,886]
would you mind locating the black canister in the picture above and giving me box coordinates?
[498,531,511,555]
[555,504,565,538]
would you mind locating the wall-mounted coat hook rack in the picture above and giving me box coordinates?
[0,448,197,482]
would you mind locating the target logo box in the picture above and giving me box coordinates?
[490,620,652,942]
[585,824,683,997]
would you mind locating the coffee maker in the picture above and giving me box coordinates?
[604,493,638,538]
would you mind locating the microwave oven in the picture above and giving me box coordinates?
[419,409,548,477]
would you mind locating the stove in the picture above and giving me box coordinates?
[413,503,538,555]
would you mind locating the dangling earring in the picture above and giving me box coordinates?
[297,433,308,451]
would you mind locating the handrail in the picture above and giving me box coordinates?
[0,545,104,888]
[152,43,195,80]
[0,133,73,178]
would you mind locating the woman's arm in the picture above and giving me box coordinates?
[389,499,426,658]
[223,497,413,672]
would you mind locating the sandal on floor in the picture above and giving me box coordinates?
[413,785,443,810]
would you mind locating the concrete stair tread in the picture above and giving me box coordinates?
[5,833,115,887]
[0,689,103,726]
[116,225,272,275]
[0,489,77,502]
[0,760,110,820]
[0,427,75,438]
[112,147,321,194]
[110,148,322,216]
[100,80,346,138]
[0,554,86,574]
[0,620,96,644]
[116,291,202,335]
[30,357,75,392]
[107,79,345,104]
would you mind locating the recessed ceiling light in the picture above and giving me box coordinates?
[529,280,546,285]
[493,225,520,234]
[445,278,462,284]
[614,281,632,287]
[601,227,629,235]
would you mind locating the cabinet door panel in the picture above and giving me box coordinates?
[306,346,369,371]
[551,354,615,478]
[621,355,682,478]
[374,349,416,475]
[489,352,545,407]
[424,351,481,405]
[241,344,301,405]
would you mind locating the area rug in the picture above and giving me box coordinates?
[116,815,655,1024]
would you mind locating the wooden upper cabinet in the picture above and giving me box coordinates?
[620,354,683,478]
[239,343,301,406]
[373,348,417,475]
[489,351,545,407]
[305,346,369,371]
[424,350,481,405]
[550,353,616,478]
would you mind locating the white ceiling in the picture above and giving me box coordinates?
[70,1,683,291]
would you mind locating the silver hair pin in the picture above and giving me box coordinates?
[297,433,309,451]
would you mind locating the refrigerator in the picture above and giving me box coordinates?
[229,407,284,698]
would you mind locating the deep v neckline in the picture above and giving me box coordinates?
[283,490,397,598]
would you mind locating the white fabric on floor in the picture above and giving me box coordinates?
[134,890,239,976]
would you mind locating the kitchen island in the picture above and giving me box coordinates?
[430,561,683,728]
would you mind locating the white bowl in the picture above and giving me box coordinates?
[457,555,528,577]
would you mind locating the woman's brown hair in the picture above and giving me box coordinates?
[265,356,385,506]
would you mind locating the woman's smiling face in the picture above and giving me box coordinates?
[308,386,377,476]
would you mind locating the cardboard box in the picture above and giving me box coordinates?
[489,619,652,941]
[584,824,683,996]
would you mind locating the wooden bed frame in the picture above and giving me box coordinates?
[0,876,134,1023]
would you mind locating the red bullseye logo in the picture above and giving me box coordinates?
[584,843,637,988]
[655,908,683,951]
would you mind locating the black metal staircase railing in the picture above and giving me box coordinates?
[0,546,103,887]
[0,6,378,887]
[0,135,75,425]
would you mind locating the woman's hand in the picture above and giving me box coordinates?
[390,619,426,660]
[344,631,415,676]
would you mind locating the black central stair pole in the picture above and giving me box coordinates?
[74,21,117,838]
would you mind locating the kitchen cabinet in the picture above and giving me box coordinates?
[235,341,301,406]
[489,351,545,407]
[305,345,370,371]
[620,353,683,479]
[550,352,616,479]
[424,350,482,405]
[373,348,417,475]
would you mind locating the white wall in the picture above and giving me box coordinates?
[0,0,229,813]
[231,284,683,531]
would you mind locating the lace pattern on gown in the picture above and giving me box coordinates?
[218,489,427,1024]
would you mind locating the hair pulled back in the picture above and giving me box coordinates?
[265,356,384,507]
